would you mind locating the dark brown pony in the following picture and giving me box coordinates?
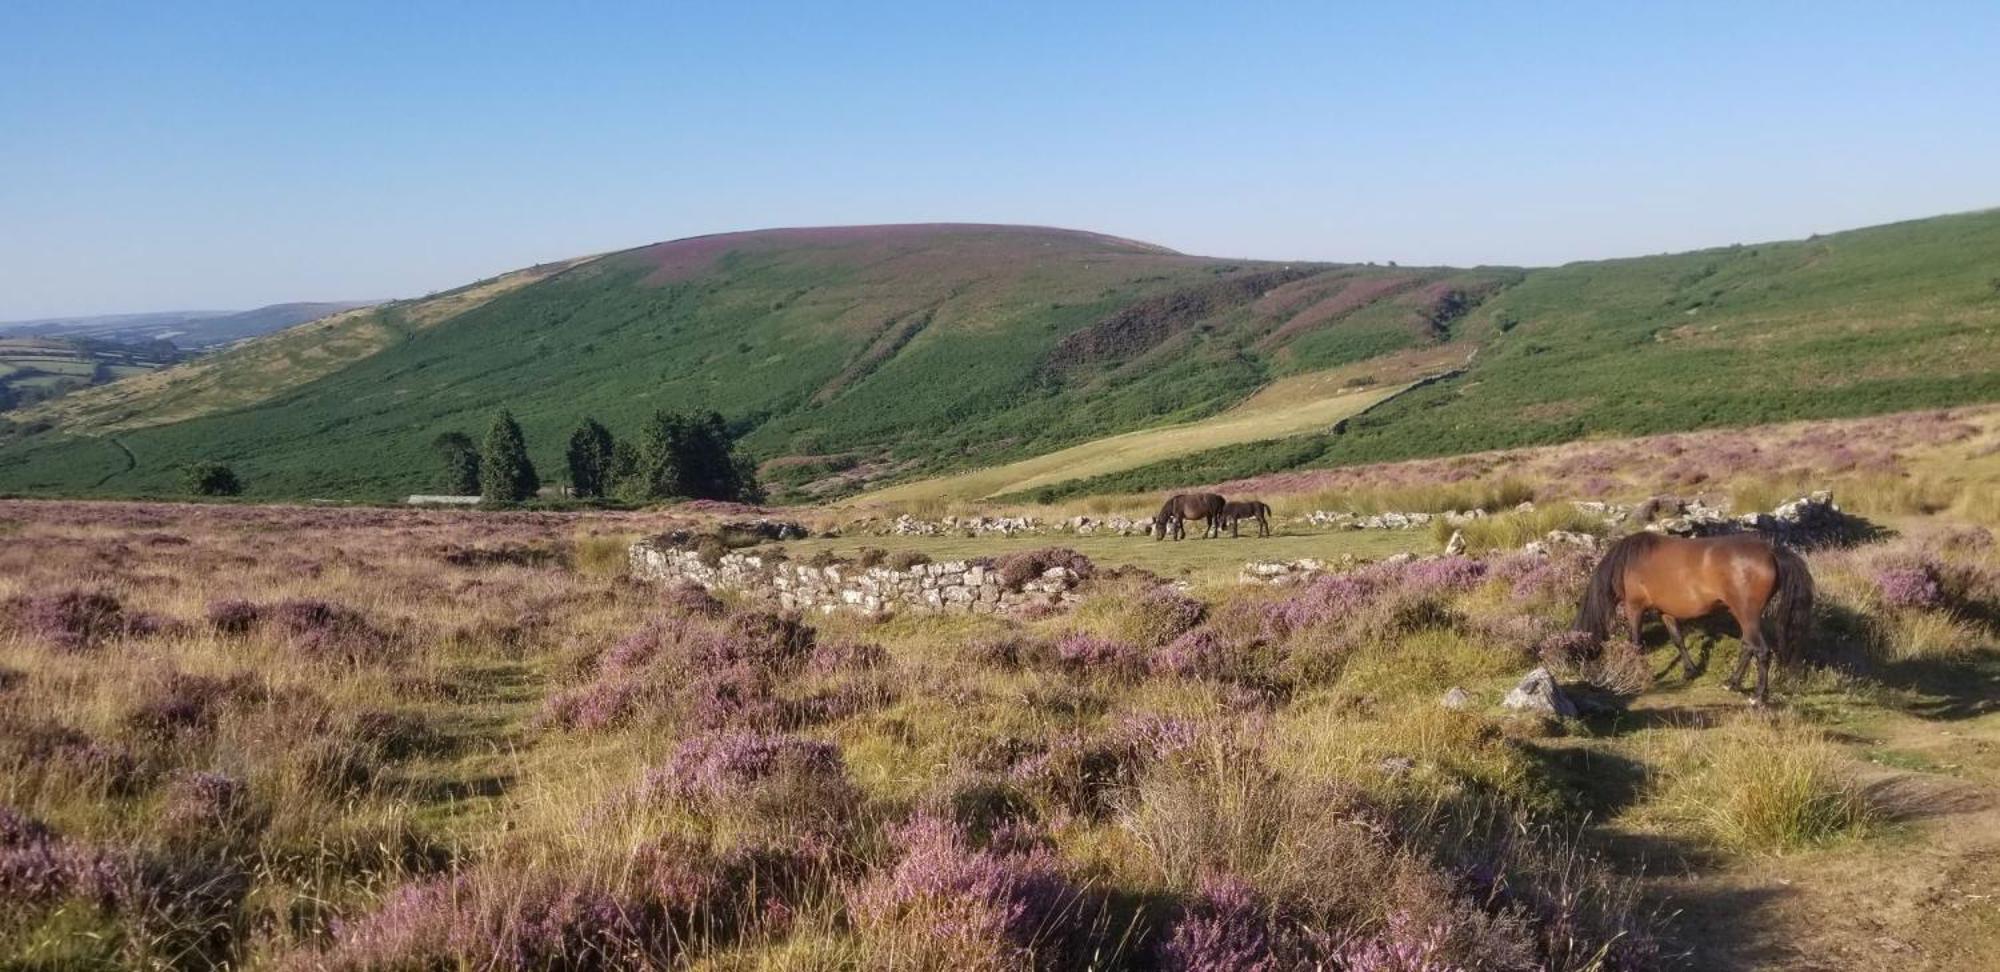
[1153,493,1226,541]
[1575,532,1813,704]
[1219,500,1272,538]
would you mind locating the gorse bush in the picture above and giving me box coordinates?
[180,461,241,497]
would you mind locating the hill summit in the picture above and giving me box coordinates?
[1,212,1996,501]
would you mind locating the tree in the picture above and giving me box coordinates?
[620,409,760,503]
[183,461,242,497]
[564,418,616,498]
[607,440,642,500]
[430,431,481,495]
[629,410,690,501]
[480,410,539,503]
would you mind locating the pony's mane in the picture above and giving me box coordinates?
[1575,531,1665,640]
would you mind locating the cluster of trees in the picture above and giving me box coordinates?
[433,409,759,505]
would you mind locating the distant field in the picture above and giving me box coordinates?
[860,368,1411,503]
[0,338,174,411]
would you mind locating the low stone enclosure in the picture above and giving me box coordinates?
[628,539,1085,616]
[633,492,1856,613]
[838,492,1840,539]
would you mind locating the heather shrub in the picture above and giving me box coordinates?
[161,770,261,841]
[727,610,818,668]
[961,634,1052,669]
[642,731,847,803]
[1008,731,1145,821]
[0,717,144,795]
[855,546,889,568]
[887,549,933,571]
[1159,875,1278,971]
[1076,582,1207,649]
[849,813,1088,971]
[4,589,129,652]
[660,581,727,617]
[269,598,392,664]
[921,773,1040,848]
[203,598,262,635]
[1577,640,1653,696]
[633,732,862,845]
[308,871,671,971]
[1872,562,1945,610]
[1122,752,1534,968]
[124,669,266,737]
[545,610,814,731]
[441,543,566,569]
[1051,631,1148,678]
[806,638,887,674]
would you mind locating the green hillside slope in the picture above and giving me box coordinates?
[1022,209,2000,499]
[1,213,1994,502]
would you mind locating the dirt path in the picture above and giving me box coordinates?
[1648,700,2000,969]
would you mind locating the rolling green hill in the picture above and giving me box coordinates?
[0,213,1995,502]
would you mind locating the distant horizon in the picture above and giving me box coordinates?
[6,3,1997,318]
[9,202,1994,322]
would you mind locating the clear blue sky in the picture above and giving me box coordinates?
[3,1,1995,318]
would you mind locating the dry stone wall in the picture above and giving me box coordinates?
[628,539,1083,616]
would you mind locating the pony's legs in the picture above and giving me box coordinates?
[1230,515,1240,539]
[1259,514,1270,538]
[1660,616,1695,678]
[1723,603,1771,701]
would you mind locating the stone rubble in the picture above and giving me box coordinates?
[628,537,1082,616]
[1501,667,1578,717]
[1646,490,1855,547]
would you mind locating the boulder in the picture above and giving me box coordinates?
[1440,686,1473,710]
[1501,667,1578,717]
[1443,530,1467,556]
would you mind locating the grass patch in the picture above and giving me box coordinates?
[1649,716,1874,853]
[1432,504,1610,553]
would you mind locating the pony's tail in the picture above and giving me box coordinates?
[1769,544,1815,666]
[1575,533,1648,642]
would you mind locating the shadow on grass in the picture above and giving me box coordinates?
[1813,598,2000,720]
[1522,742,1650,820]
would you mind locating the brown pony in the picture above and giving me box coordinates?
[1219,500,1272,538]
[1153,493,1226,541]
[1575,532,1813,704]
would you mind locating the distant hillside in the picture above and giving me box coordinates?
[2,301,374,350]
[0,213,1995,502]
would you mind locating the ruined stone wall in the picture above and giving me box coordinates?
[628,539,1082,615]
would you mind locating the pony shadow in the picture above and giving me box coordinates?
[1649,883,1806,969]
[1583,702,1733,738]
[1521,743,1650,819]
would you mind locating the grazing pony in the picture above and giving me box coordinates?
[1219,500,1272,538]
[1153,492,1227,541]
[1575,532,1813,704]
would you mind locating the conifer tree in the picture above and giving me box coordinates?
[480,410,539,503]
